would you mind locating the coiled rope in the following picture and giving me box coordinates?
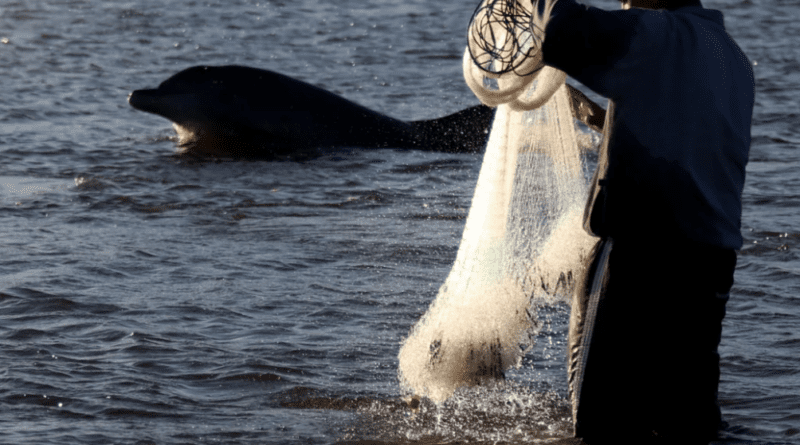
[464,0,565,111]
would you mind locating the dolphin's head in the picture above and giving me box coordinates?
[128,66,290,154]
[128,65,321,126]
[128,66,301,156]
[128,66,247,125]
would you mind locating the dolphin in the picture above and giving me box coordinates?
[128,65,604,158]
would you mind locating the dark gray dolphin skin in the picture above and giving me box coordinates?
[128,65,492,158]
[128,65,604,158]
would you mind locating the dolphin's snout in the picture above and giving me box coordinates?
[128,89,144,110]
[128,89,148,109]
[128,89,161,114]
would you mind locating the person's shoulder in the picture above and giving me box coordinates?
[674,5,724,21]
[622,5,725,45]
[670,5,727,33]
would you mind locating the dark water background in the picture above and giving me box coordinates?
[1,0,798,443]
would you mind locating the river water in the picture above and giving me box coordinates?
[1,0,798,443]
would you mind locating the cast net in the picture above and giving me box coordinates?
[398,0,597,403]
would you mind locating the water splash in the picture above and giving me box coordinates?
[342,382,574,443]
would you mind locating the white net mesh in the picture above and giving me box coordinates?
[398,4,597,401]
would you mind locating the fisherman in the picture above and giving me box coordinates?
[539,0,755,443]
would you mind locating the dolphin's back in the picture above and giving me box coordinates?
[198,66,417,151]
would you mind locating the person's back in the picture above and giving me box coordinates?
[543,0,754,248]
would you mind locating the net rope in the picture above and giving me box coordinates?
[398,0,597,403]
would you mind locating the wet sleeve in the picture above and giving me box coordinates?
[541,0,641,98]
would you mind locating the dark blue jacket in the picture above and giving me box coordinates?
[542,0,755,249]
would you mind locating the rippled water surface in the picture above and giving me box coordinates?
[1,0,798,444]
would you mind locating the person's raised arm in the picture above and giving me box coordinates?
[541,0,640,97]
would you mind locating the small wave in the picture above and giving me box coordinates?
[99,407,186,419]
[223,372,283,383]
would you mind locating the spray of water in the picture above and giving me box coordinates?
[343,381,574,443]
